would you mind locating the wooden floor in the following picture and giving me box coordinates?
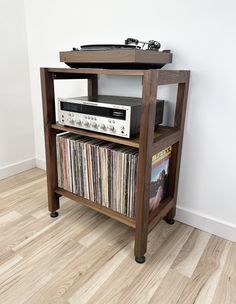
[0,169,235,304]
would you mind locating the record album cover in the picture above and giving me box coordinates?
[149,146,172,217]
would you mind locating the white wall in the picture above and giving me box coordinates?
[0,0,35,179]
[24,0,236,240]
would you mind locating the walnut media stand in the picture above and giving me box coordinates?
[41,67,190,263]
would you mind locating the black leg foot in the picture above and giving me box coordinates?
[135,256,145,264]
[50,211,59,218]
[165,218,175,225]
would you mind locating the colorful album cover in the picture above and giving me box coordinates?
[149,146,172,216]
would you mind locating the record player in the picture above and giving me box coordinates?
[60,38,173,69]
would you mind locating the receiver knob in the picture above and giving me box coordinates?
[100,123,105,130]
[92,122,97,128]
[84,121,89,127]
[109,125,115,131]
[77,120,82,125]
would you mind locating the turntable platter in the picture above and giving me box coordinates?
[80,44,137,51]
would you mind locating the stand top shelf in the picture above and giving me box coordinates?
[42,68,190,85]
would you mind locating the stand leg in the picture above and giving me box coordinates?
[41,68,60,215]
[164,77,190,226]
[88,76,98,98]
[134,70,159,263]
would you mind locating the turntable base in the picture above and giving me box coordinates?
[60,49,172,69]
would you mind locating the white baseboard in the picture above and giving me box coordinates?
[0,158,36,180]
[35,158,46,170]
[176,206,236,243]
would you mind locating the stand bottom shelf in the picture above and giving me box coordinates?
[55,188,175,232]
[55,188,136,228]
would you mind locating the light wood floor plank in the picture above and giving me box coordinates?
[171,228,211,277]
[0,211,22,226]
[177,235,231,304]
[0,254,23,276]
[68,242,133,304]
[212,242,236,304]
[0,248,15,266]
[0,239,84,304]
[0,177,46,199]
[0,168,44,195]
[78,218,115,247]
[149,269,189,304]
[18,208,104,258]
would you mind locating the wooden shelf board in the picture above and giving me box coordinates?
[148,196,175,232]
[152,127,180,154]
[51,123,140,148]
[47,67,145,76]
[51,123,180,150]
[45,68,190,85]
[55,188,136,229]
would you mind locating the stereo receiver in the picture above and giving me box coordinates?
[58,95,164,138]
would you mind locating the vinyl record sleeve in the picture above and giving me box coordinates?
[149,146,172,220]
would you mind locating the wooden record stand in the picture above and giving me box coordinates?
[41,67,190,263]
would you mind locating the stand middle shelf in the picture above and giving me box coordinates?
[51,123,180,151]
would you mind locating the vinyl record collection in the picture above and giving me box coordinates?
[56,133,138,218]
